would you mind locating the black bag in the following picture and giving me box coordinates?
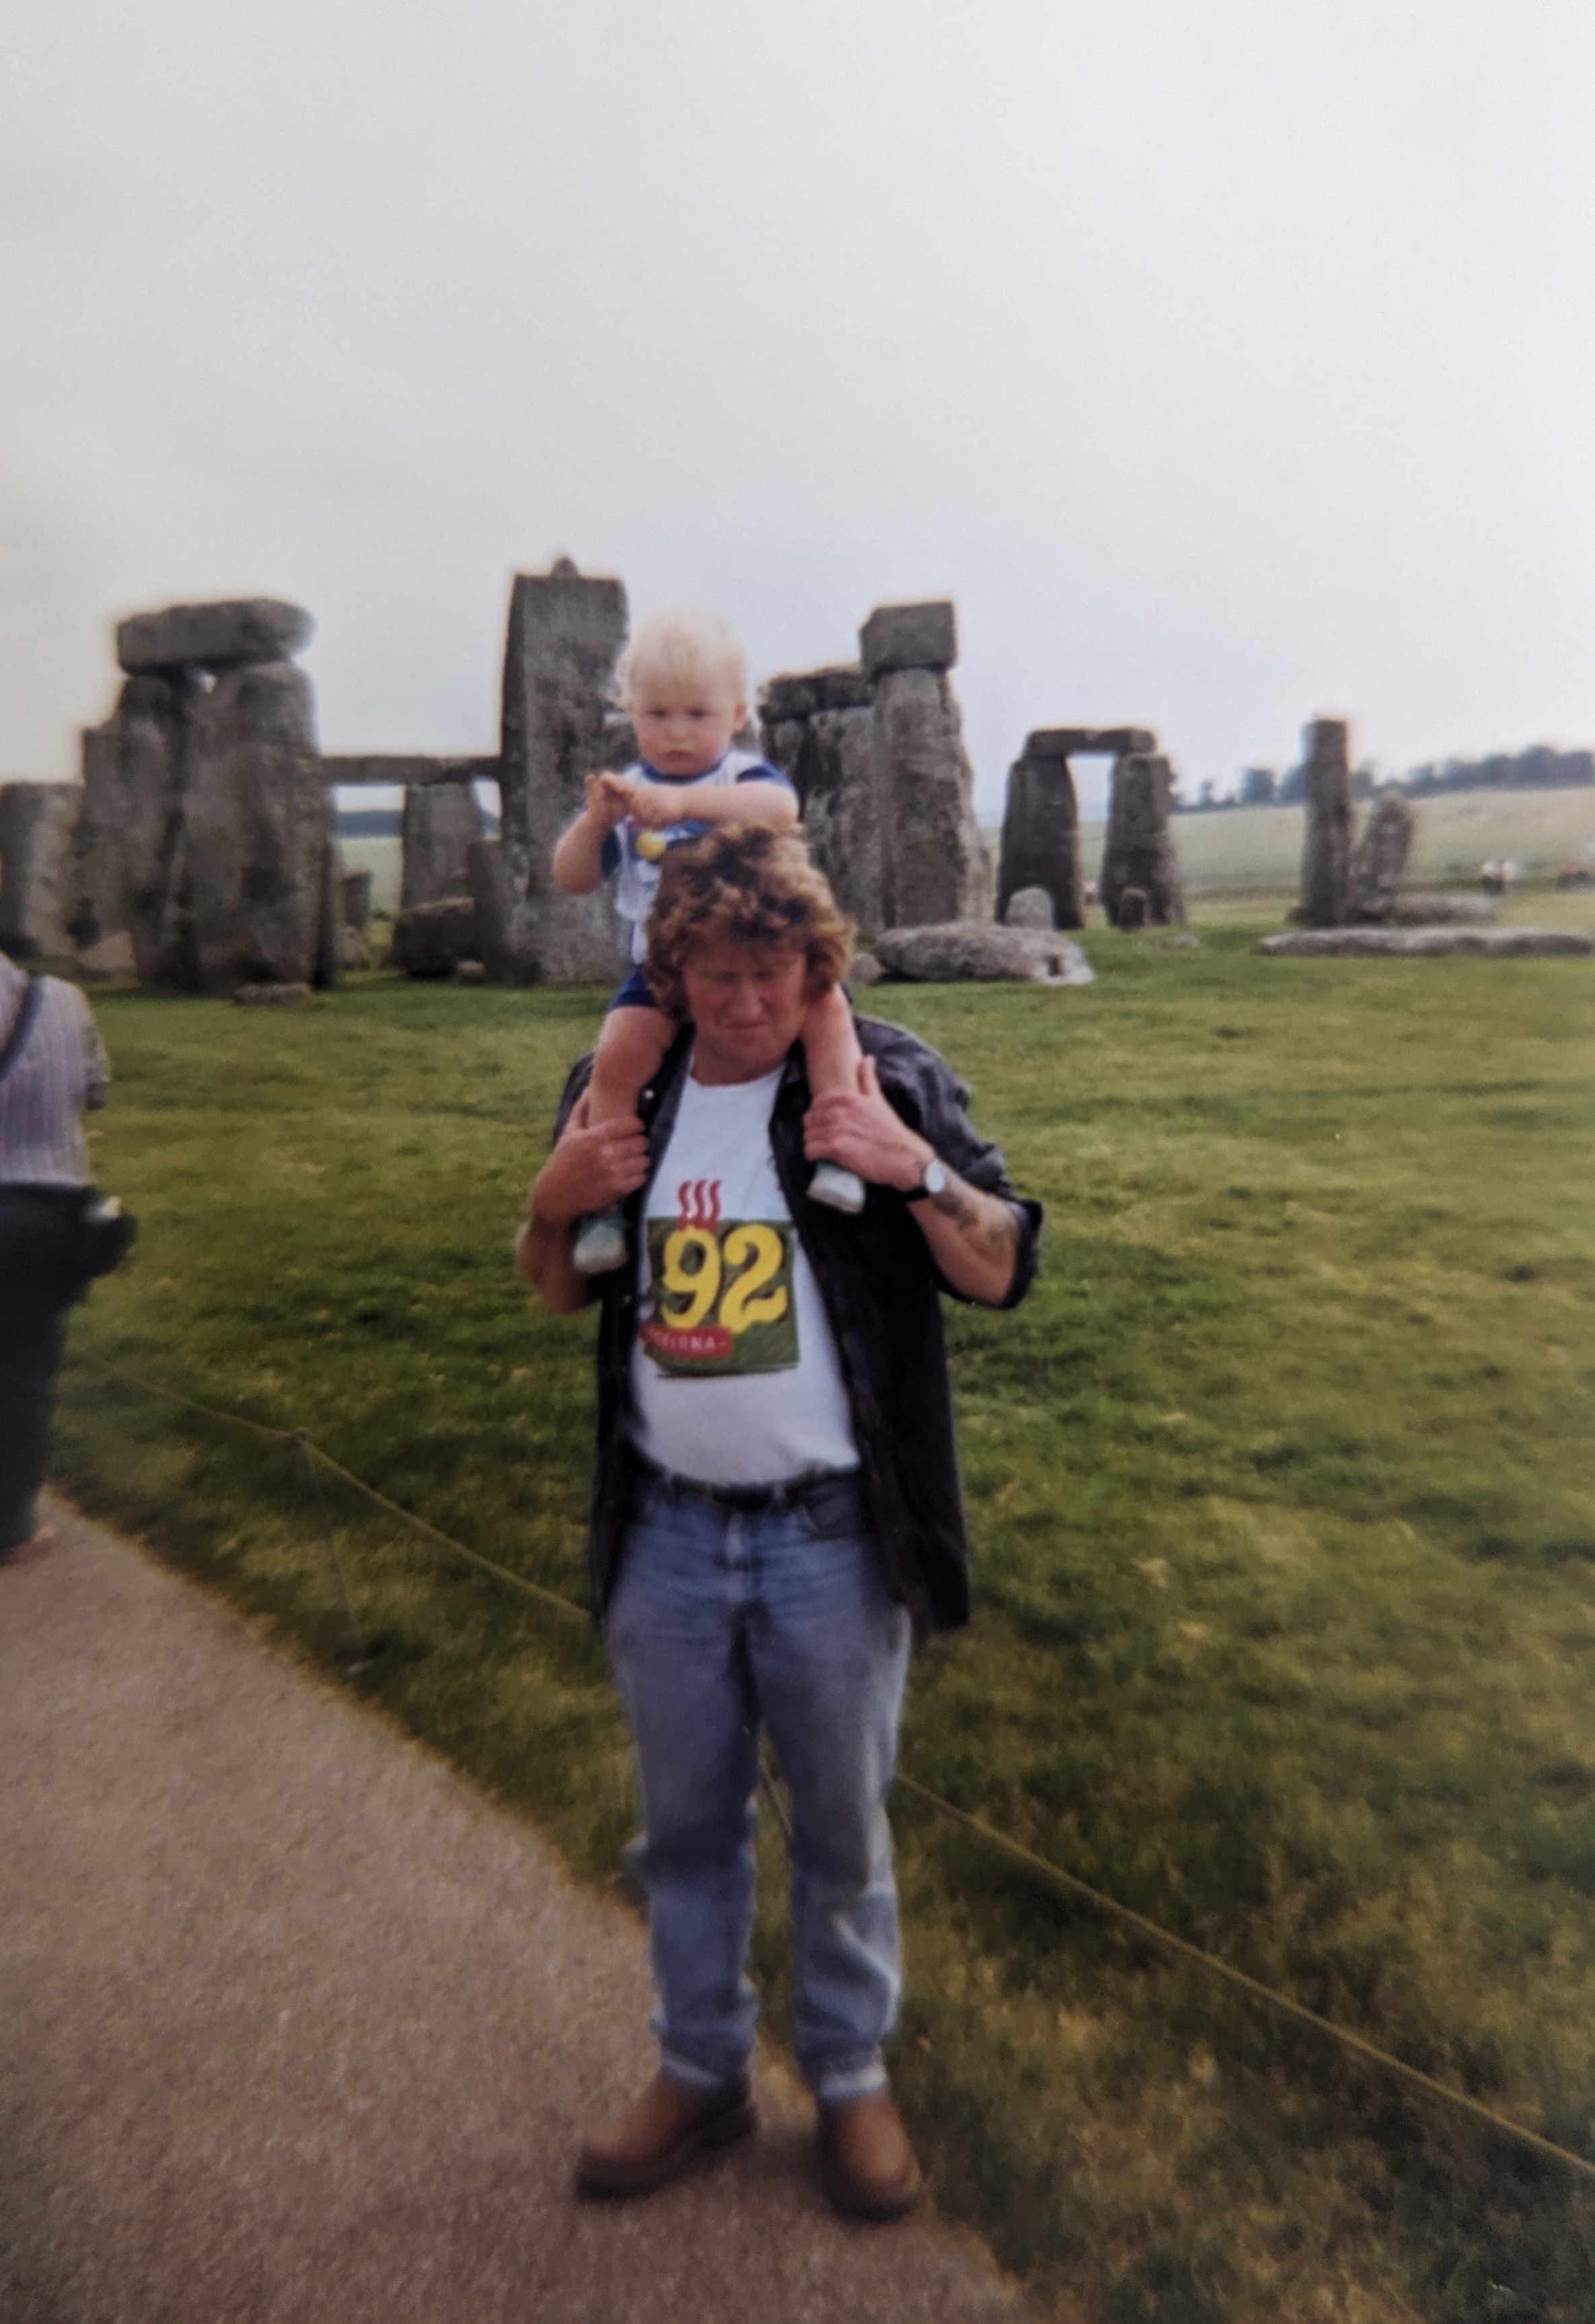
[0,975,137,1281]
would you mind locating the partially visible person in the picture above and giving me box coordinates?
[551,608,867,1274]
[0,947,110,1566]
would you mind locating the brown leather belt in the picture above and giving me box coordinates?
[629,1447,863,1520]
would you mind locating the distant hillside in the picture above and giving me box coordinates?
[1077,787,1595,894]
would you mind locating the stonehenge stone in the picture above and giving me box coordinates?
[1004,885,1055,930]
[1100,754,1184,929]
[117,598,314,676]
[1347,793,1417,920]
[872,665,992,928]
[496,562,629,983]
[114,672,197,985]
[998,752,1084,929]
[859,602,956,680]
[67,721,128,954]
[875,922,1094,986]
[1258,927,1591,958]
[760,667,884,933]
[1024,726,1156,760]
[400,781,485,911]
[177,661,337,994]
[1298,719,1354,928]
[760,666,873,724]
[0,782,80,957]
[341,869,374,935]
[391,895,480,979]
[1115,885,1149,932]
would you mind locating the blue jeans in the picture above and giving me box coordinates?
[606,1467,912,2103]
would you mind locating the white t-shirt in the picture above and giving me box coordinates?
[628,1061,859,1487]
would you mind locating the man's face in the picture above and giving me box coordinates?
[680,940,810,1085]
[628,671,746,778]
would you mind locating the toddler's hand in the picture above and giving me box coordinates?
[583,771,633,828]
[625,781,687,832]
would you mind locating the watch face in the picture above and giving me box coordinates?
[923,1158,948,1198]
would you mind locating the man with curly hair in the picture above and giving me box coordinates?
[519,827,1041,2220]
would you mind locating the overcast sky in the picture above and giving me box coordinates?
[3,0,1592,816]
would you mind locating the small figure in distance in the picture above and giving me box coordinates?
[551,609,865,1272]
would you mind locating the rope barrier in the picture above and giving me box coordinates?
[67,1352,1595,2191]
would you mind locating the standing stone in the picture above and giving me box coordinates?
[1004,886,1055,930]
[176,661,336,994]
[496,560,629,984]
[759,667,883,935]
[1347,793,1417,920]
[341,869,374,935]
[114,673,196,986]
[1100,755,1185,929]
[0,783,81,957]
[67,721,128,955]
[1298,718,1355,929]
[997,747,1085,930]
[863,604,991,929]
[400,782,485,911]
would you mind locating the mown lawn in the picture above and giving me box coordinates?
[52,923,1595,2324]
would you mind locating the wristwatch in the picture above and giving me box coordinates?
[903,1153,948,1204]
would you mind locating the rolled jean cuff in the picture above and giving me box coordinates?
[814,2058,890,2105]
[660,2049,748,2097]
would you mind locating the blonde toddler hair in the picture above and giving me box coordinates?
[618,609,748,709]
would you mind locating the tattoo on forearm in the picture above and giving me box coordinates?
[928,1172,1020,1262]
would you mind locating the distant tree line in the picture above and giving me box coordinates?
[1174,744,1595,812]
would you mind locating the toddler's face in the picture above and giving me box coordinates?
[628,668,746,778]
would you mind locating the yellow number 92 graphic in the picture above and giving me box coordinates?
[659,1225,722,1330]
[718,1224,788,1332]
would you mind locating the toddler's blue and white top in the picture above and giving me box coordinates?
[600,749,795,965]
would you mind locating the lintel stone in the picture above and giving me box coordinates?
[859,602,956,680]
[116,599,314,675]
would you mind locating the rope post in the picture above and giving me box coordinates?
[289,1430,374,1671]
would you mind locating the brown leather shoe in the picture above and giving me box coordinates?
[575,2070,755,2200]
[817,2089,924,2221]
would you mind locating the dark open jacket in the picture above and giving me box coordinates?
[552,1014,1042,1635]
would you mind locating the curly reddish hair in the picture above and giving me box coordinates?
[644,827,854,1019]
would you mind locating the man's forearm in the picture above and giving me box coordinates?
[912,1171,1022,1306]
[516,1209,594,1314]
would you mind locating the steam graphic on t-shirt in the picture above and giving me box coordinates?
[640,1177,799,1377]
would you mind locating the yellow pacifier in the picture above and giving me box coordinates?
[634,829,668,861]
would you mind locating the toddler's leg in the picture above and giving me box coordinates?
[573,1004,676,1274]
[801,985,868,1217]
[587,1005,676,1126]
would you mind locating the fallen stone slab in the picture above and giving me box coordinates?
[1258,927,1591,958]
[117,598,314,674]
[392,893,480,978]
[876,921,1094,986]
[859,600,956,678]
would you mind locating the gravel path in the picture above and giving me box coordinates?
[0,1501,1028,2324]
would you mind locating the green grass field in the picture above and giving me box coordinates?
[50,915,1595,2324]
